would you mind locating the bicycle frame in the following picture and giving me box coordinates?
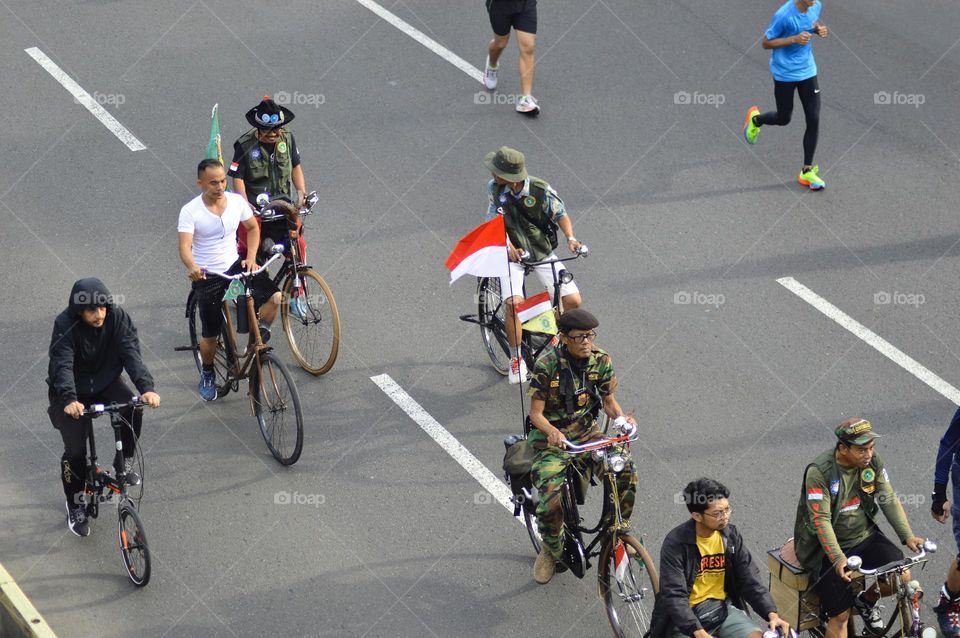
[847,544,937,638]
[548,425,638,577]
[81,400,144,514]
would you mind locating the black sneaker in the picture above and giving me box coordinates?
[66,500,90,537]
[855,592,885,634]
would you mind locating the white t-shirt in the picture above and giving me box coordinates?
[177,192,252,272]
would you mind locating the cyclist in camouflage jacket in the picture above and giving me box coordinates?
[527,309,638,584]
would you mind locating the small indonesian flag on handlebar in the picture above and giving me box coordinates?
[517,292,557,334]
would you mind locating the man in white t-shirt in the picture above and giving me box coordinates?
[177,159,281,401]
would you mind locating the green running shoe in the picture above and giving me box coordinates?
[743,105,760,144]
[798,165,825,190]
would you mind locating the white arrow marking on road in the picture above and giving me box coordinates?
[354,0,484,84]
[25,47,146,152]
[371,373,532,527]
[778,276,960,405]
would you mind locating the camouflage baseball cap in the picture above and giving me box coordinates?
[484,146,527,182]
[835,418,880,446]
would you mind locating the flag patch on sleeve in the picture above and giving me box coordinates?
[807,488,824,500]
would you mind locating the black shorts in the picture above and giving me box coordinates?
[487,0,537,36]
[192,260,279,338]
[814,532,904,617]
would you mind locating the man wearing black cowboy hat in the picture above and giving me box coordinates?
[485,145,583,385]
[229,97,310,264]
[229,96,308,207]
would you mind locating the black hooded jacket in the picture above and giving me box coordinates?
[648,520,776,638]
[46,278,155,407]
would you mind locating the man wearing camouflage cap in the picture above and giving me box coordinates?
[484,146,584,385]
[793,419,925,638]
[526,309,637,584]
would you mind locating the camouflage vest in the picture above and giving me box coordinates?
[495,176,558,262]
[235,129,294,206]
[793,448,881,570]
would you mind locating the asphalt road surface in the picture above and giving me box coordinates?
[2,1,960,636]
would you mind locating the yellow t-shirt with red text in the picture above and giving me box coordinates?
[689,531,726,606]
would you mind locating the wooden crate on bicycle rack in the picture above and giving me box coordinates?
[767,542,820,631]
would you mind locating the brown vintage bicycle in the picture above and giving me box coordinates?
[179,246,304,465]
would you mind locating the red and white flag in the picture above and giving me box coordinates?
[445,216,509,284]
[614,540,628,582]
[516,291,551,323]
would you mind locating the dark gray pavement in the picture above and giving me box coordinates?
[2,0,960,635]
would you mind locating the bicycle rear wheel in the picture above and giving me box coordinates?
[117,501,151,586]
[251,350,304,465]
[478,277,512,375]
[280,268,340,375]
[187,296,236,397]
[599,533,659,638]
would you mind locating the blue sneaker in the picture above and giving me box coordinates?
[198,369,217,401]
[290,295,307,320]
[934,589,960,638]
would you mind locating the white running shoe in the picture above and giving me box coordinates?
[483,56,498,90]
[509,357,528,385]
[516,95,540,115]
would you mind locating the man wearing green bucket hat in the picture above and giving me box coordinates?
[484,146,584,385]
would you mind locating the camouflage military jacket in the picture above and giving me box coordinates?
[528,345,617,442]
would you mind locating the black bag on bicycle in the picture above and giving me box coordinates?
[503,434,537,517]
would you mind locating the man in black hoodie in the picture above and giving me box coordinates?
[649,478,791,638]
[47,278,160,537]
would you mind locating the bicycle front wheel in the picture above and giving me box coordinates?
[118,501,151,586]
[478,277,512,375]
[251,350,304,465]
[599,533,659,638]
[187,295,236,397]
[281,268,340,375]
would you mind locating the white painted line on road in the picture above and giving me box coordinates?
[353,0,484,84]
[778,276,960,405]
[25,47,146,152]
[371,373,525,520]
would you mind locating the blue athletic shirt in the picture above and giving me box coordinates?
[765,0,821,82]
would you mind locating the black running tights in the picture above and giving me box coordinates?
[756,76,820,166]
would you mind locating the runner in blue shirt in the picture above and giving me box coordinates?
[743,0,829,190]
[932,408,960,638]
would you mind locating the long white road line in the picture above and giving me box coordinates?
[25,47,146,152]
[778,276,960,405]
[371,373,529,523]
[354,0,484,84]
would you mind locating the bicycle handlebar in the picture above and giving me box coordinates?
[255,191,319,221]
[848,540,937,575]
[520,244,589,267]
[83,396,145,416]
[562,420,637,453]
[202,249,284,281]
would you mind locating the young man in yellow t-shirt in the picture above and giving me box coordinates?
[649,478,793,638]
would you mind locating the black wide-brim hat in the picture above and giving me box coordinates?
[245,96,296,129]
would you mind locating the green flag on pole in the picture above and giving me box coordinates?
[205,103,223,164]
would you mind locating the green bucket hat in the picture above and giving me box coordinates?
[835,418,880,446]
[484,146,527,182]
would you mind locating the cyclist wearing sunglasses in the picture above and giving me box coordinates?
[792,419,924,638]
[527,309,636,584]
[229,96,309,262]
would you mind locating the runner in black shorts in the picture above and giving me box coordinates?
[483,0,541,115]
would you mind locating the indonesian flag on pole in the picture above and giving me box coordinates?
[445,216,509,284]
[516,292,551,323]
[614,540,628,582]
